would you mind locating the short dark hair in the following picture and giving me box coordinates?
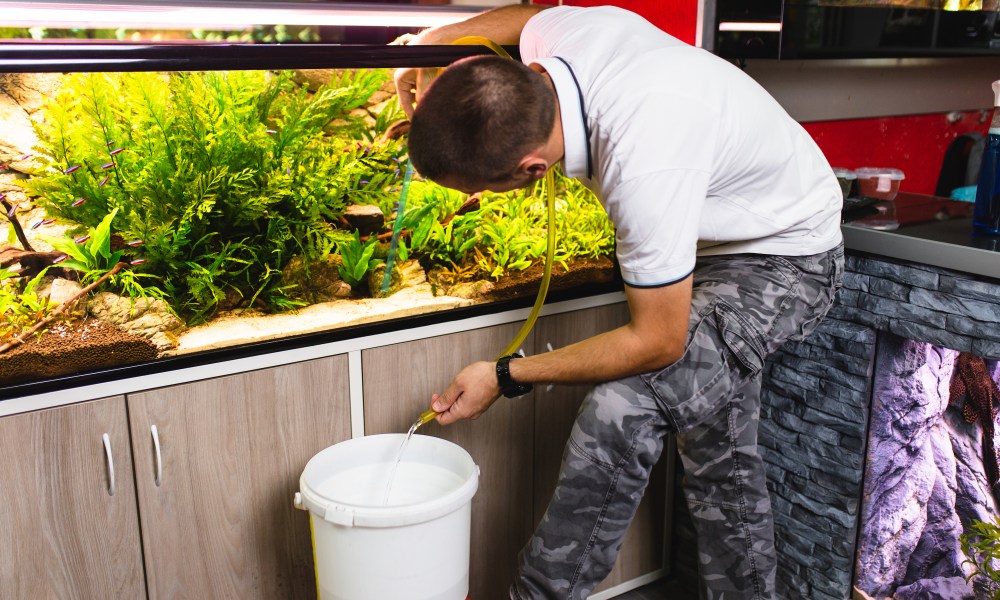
[407,55,556,186]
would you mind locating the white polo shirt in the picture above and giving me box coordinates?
[520,6,844,287]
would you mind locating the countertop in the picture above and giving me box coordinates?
[841,192,1000,280]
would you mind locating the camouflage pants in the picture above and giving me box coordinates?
[511,245,845,600]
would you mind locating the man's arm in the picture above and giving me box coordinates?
[394,4,550,117]
[429,276,693,425]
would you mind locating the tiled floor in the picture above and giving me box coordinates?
[613,578,696,600]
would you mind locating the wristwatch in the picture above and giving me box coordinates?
[496,353,533,398]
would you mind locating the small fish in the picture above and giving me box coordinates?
[74,235,90,245]
[63,165,80,174]
[6,203,18,217]
[101,162,115,170]
[129,258,147,266]
[20,154,32,160]
[71,197,87,207]
[265,129,277,135]
[106,140,115,147]
[99,176,109,187]
[127,239,144,246]
[286,167,291,176]
[359,180,369,186]
[52,254,68,264]
[41,218,55,226]
[0,165,8,170]
[0,194,6,202]
[391,157,400,163]
[109,147,124,156]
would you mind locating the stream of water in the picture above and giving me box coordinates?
[382,416,423,505]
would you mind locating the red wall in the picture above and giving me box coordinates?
[533,0,991,196]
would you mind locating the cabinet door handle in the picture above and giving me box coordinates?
[102,433,115,497]
[151,424,162,487]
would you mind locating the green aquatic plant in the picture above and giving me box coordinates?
[40,208,163,303]
[0,267,53,344]
[18,65,615,330]
[337,231,382,289]
[400,169,614,281]
[22,68,403,323]
[961,518,1000,597]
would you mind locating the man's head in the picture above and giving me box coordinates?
[407,55,557,193]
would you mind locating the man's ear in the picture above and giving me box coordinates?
[517,152,550,182]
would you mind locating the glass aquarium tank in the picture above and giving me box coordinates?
[0,5,620,398]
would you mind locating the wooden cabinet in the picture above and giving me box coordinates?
[0,356,351,600]
[127,355,352,600]
[0,396,145,600]
[362,321,536,600]
[0,301,666,599]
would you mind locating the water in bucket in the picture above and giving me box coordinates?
[296,433,479,600]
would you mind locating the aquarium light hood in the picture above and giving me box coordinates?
[0,1,485,30]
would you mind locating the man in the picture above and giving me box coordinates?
[395,4,844,599]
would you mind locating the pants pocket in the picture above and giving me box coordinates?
[641,302,766,433]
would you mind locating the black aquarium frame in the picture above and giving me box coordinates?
[0,41,520,73]
[0,40,627,402]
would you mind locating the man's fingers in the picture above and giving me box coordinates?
[393,68,418,118]
[389,33,417,46]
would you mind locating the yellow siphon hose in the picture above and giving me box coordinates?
[416,38,558,428]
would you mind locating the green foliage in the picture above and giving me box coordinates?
[41,208,165,305]
[0,268,54,343]
[401,168,614,280]
[961,518,1000,597]
[23,68,402,323]
[337,232,382,289]
[19,65,616,331]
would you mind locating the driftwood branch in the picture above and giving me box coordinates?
[0,261,127,355]
[0,246,66,279]
[1,198,33,252]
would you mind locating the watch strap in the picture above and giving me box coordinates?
[496,353,533,398]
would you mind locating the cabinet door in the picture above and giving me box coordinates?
[0,396,145,600]
[363,322,535,600]
[127,356,351,600]
[533,304,669,593]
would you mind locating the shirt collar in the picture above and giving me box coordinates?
[531,56,590,180]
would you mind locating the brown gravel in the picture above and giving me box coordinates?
[483,256,618,302]
[0,319,159,386]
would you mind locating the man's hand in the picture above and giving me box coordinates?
[429,360,502,425]
[393,66,437,120]
[390,4,548,118]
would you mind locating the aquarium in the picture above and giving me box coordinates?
[0,40,620,397]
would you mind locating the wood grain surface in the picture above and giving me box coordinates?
[0,396,145,600]
[127,355,351,600]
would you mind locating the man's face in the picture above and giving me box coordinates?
[436,173,534,195]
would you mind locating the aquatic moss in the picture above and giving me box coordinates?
[19,67,616,328]
[23,68,406,323]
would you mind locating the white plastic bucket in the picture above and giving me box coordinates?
[294,433,479,600]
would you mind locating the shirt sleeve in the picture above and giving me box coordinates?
[604,169,709,287]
